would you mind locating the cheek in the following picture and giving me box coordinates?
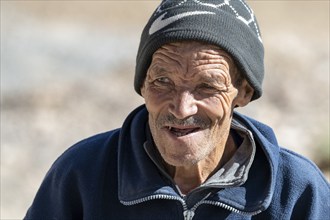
[202,97,224,119]
[143,86,171,115]
[200,90,238,127]
[202,93,233,118]
[218,87,238,112]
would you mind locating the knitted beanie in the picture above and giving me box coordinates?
[135,0,264,101]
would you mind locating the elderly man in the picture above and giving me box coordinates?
[25,0,329,219]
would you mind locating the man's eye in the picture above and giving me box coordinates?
[200,83,216,90]
[155,77,171,84]
[198,83,225,93]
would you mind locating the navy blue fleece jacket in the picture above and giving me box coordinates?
[25,105,330,219]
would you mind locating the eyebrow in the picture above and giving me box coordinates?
[149,62,228,86]
[199,74,227,86]
[153,66,168,74]
[149,64,175,77]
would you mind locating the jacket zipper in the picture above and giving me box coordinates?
[195,200,262,216]
[120,194,188,217]
[120,194,262,219]
[183,200,262,219]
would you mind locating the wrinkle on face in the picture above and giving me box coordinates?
[154,42,235,85]
[141,41,242,193]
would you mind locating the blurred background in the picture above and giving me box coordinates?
[1,1,329,219]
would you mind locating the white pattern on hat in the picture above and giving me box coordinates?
[149,11,215,35]
[151,0,262,42]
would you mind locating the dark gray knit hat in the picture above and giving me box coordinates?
[135,0,264,101]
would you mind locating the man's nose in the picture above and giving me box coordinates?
[168,90,198,119]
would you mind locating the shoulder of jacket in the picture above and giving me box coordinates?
[48,129,121,177]
[278,147,329,187]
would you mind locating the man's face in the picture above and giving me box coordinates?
[141,41,240,167]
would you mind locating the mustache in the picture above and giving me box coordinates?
[156,114,211,129]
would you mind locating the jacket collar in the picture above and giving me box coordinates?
[117,105,178,203]
[117,105,279,213]
[144,118,257,190]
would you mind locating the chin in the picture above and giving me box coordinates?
[165,157,200,167]
[159,149,205,167]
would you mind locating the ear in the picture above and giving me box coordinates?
[234,80,254,107]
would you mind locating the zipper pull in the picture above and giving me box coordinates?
[183,210,195,220]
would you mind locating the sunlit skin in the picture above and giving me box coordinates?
[141,41,254,194]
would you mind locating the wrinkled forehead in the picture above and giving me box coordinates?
[154,41,233,59]
[150,41,237,73]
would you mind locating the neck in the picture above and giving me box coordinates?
[165,133,237,195]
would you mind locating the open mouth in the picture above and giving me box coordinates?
[166,126,200,137]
